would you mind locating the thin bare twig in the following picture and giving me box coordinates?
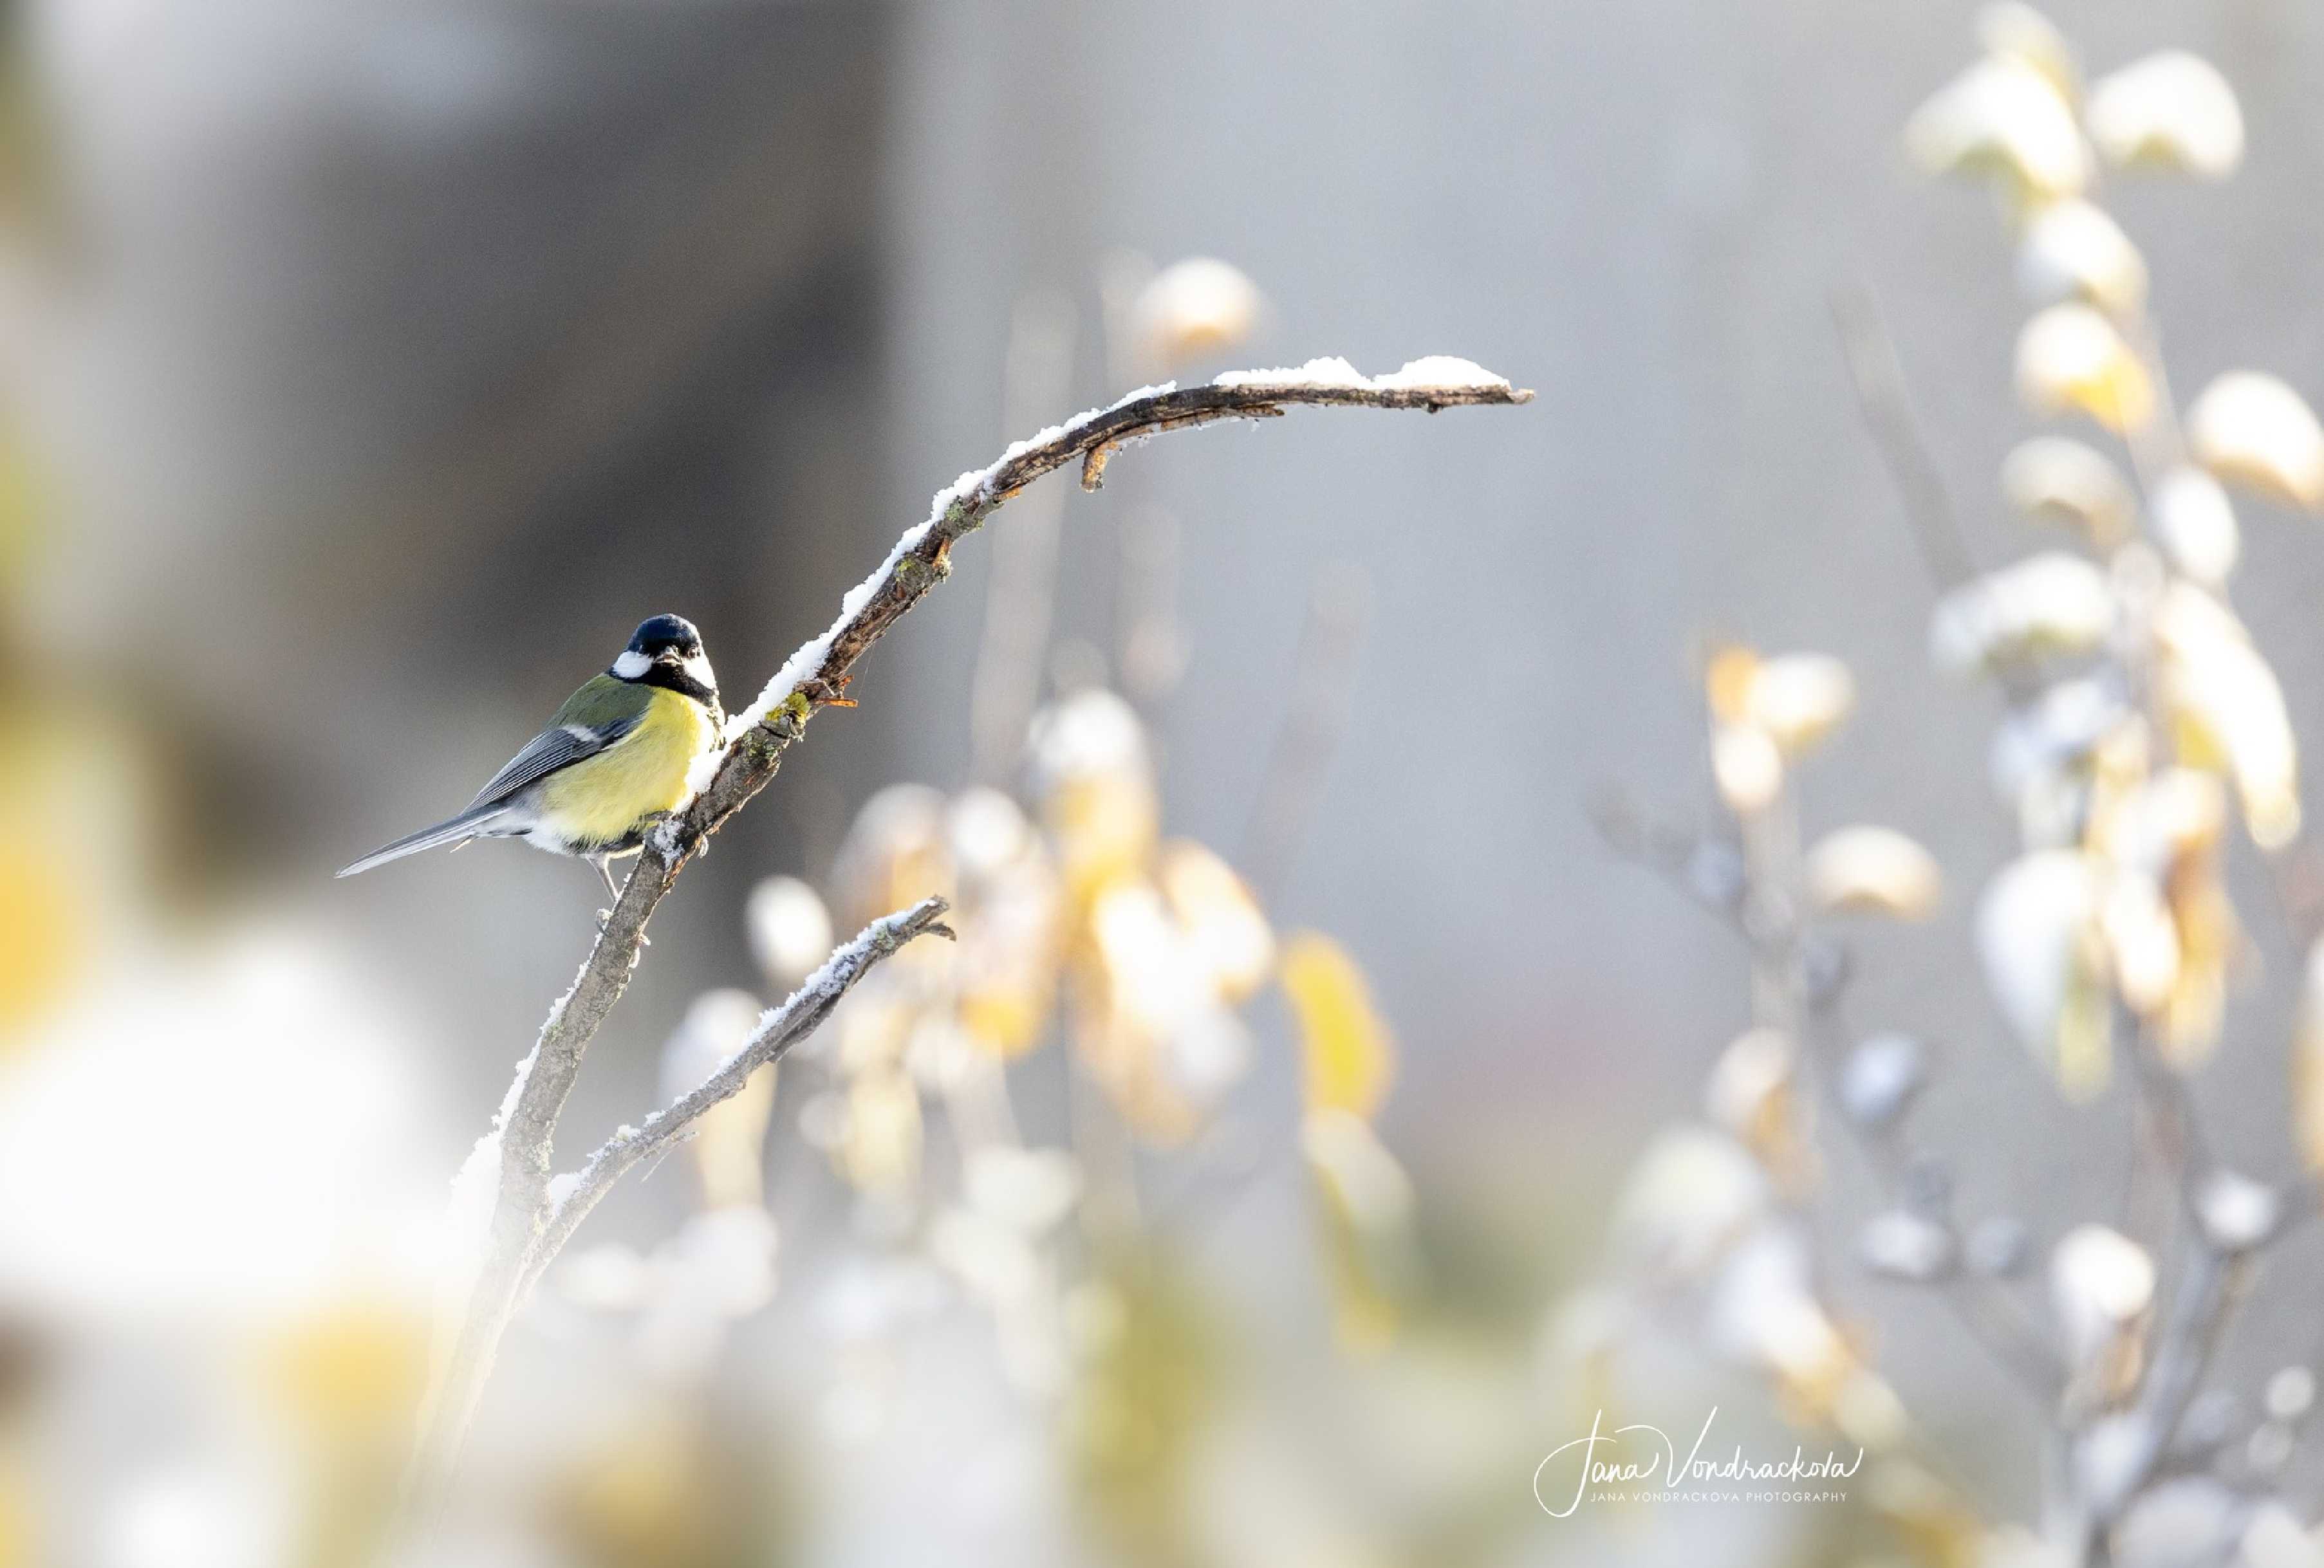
[967,291,1077,785]
[409,361,1534,1520]
[1592,789,2068,1400]
[517,898,954,1295]
[1829,282,1981,595]
[1241,562,1375,900]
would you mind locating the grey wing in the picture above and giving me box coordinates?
[468,716,640,808]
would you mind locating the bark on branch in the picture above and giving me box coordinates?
[407,360,1532,1521]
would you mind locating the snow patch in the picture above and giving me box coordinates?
[1214,355,1510,392]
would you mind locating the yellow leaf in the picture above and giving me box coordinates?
[1279,932,1394,1119]
[1303,1109,1422,1354]
[2016,303,2153,432]
[1156,840,1274,1002]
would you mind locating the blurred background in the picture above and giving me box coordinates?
[9,1,2324,1565]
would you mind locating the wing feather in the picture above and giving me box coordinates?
[469,715,640,807]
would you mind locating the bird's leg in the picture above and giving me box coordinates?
[591,855,648,945]
[591,856,618,925]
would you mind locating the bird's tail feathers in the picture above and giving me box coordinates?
[337,804,512,878]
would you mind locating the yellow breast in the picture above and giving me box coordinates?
[537,689,717,851]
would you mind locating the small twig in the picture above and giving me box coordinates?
[1240,562,1375,901]
[1830,282,1982,595]
[1597,787,2068,1399]
[519,898,953,1294]
[967,291,1076,786]
[2081,1038,2245,1522]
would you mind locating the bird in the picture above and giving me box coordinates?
[339,614,725,901]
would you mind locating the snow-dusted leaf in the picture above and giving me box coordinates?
[1931,551,2115,674]
[1906,55,2090,198]
[2149,466,2240,585]
[1804,826,1944,920]
[2086,50,2244,179]
[2000,436,2134,542]
[2015,303,2152,432]
[2016,199,2146,313]
[2186,371,2324,512]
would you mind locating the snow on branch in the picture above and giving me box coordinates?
[520,896,953,1291]
[404,356,1531,1529]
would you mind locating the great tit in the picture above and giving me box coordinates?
[339,614,725,898]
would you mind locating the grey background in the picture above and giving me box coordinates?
[33,0,2324,1535]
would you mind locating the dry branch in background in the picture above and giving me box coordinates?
[406,357,1532,1525]
[1579,19,2324,1568]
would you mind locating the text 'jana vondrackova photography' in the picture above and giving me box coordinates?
[5,6,2324,1567]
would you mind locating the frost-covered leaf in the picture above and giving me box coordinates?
[1705,1028,1803,1179]
[2016,199,2146,313]
[1906,56,2090,198]
[2015,304,2152,432]
[1128,257,1264,369]
[1977,3,2079,99]
[2153,582,2300,848]
[746,875,834,990]
[1711,723,1784,815]
[1608,1125,1769,1284]
[2149,466,2240,585]
[2193,1169,2280,1253]
[2186,371,2324,511]
[1931,551,2115,674]
[1977,849,2111,1096]
[1742,653,1856,757]
[1804,826,1944,920]
[2098,871,2179,1015]
[2001,436,2135,542]
[2050,1224,2153,1387]
[2086,50,2244,179]
[1157,840,1274,1004]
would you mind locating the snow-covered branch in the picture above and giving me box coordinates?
[405,357,1531,1525]
[519,897,953,1293]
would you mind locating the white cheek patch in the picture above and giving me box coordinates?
[682,652,716,690]
[612,650,651,678]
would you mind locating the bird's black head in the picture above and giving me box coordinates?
[612,613,719,706]
[627,613,703,659]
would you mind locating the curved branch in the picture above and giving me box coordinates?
[409,357,1533,1518]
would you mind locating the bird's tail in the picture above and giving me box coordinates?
[337,804,510,878]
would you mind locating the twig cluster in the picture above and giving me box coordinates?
[1584,15,2324,1566]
